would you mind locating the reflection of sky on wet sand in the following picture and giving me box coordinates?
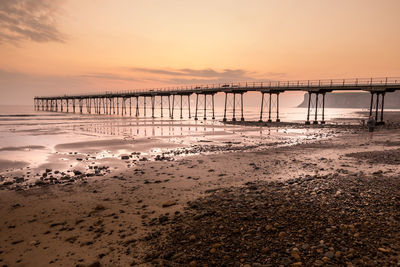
[0,105,365,181]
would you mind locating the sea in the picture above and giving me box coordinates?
[0,104,371,183]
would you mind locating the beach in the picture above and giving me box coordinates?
[0,115,399,266]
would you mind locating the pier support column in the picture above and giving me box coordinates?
[160,96,163,117]
[313,93,319,124]
[259,92,264,122]
[188,95,191,119]
[203,94,207,120]
[144,97,146,117]
[66,99,69,113]
[321,93,326,124]
[194,94,199,120]
[151,96,155,118]
[240,93,244,121]
[130,98,132,116]
[223,92,228,122]
[212,94,215,120]
[180,95,183,119]
[232,93,236,121]
[168,95,171,118]
[171,95,175,119]
[369,92,374,117]
[268,93,272,123]
[276,93,280,122]
[305,92,311,125]
[375,93,380,122]
[380,92,385,124]
[135,97,139,117]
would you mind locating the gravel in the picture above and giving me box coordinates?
[146,173,400,266]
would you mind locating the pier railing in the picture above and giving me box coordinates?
[35,77,400,99]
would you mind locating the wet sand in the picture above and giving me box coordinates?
[0,124,399,266]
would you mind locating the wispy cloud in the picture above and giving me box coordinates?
[131,67,249,79]
[129,67,285,84]
[0,0,65,44]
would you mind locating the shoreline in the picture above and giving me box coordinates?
[0,125,399,266]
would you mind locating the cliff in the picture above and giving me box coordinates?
[297,91,400,109]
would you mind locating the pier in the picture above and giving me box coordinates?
[34,77,400,124]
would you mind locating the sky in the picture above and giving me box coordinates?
[0,0,399,106]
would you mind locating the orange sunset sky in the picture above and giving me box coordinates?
[0,0,399,105]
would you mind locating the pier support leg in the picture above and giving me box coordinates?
[259,93,264,122]
[180,95,183,119]
[66,99,69,113]
[151,96,155,118]
[223,92,228,122]
[313,93,319,124]
[144,97,146,117]
[369,92,374,117]
[321,93,326,124]
[240,93,244,121]
[305,92,311,125]
[232,93,236,121]
[136,97,139,117]
[188,95,191,118]
[194,94,198,120]
[168,95,171,118]
[130,97,132,116]
[171,95,175,119]
[203,94,207,120]
[380,92,385,124]
[212,94,215,120]
[375,93,380,122]
[268,93,272,123]
[160,96,163,117]
[276,93,280,122]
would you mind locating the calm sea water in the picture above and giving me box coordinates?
[0,104,369,180]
